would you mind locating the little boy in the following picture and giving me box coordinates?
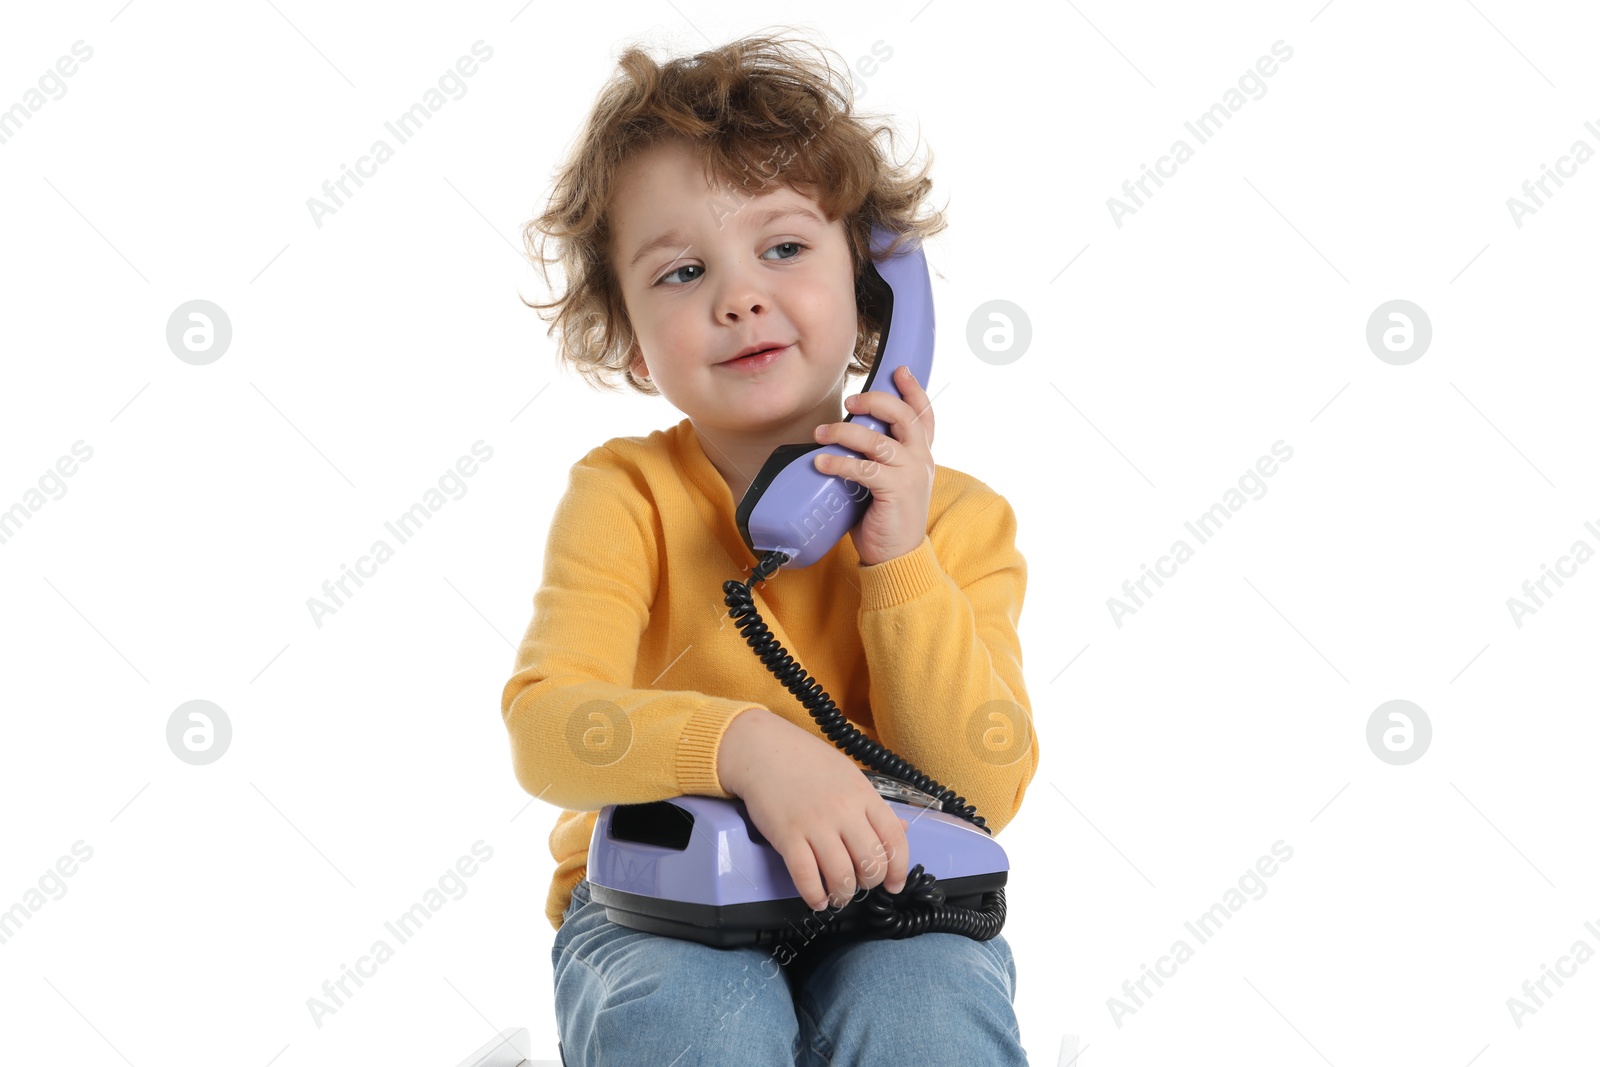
[503,29,1036,1067]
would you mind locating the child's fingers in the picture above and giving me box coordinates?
[846,379,932,448]
[893,365,936,443]
[894,364,927,394]
[865,803,910,894]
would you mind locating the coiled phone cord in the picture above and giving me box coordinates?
[722,549,1006,944]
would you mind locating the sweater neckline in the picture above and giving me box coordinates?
[671,417,738,516]
[670,418,767,570]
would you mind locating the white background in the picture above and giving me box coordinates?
[2,1,1598,1065]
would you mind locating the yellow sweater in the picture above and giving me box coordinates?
[500,417,1038,931]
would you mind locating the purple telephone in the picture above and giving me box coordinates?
[585,225,1009,952]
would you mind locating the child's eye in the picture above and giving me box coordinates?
[762,240,808,262]
[652,242,809,287]
[656,264,703,286]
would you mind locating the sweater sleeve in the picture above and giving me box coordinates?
[500,445,764,810]
[854,488,1037,835]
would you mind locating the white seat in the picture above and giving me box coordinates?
[454,1026,562,1067]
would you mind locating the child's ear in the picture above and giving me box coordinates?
[628,346,650,380]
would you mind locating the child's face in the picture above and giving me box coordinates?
[608,138,859,432]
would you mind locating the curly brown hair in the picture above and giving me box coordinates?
[521,29,948,397]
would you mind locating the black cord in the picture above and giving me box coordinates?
[722,549,1006,944]
[725,550,988,831]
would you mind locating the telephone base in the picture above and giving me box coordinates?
[587,872,1006,948]
[586,789,1009,948]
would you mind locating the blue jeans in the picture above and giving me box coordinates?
[551,877,1027,1066]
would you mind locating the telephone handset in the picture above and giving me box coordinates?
[585,224,1008,952]
[723,222,990,826]
[734,223,936,569]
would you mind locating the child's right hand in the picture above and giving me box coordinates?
[717,708,911,912]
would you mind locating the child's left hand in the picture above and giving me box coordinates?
[812,365,935,567]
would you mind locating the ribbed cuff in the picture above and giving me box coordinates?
[858,535,941,610]
[678,701,766,798]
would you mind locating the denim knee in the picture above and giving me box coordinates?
[793,931,1024,1064]
[596,957,797,1064]
[553,880,801,1066]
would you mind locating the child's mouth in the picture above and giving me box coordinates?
[719,345,789,370]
